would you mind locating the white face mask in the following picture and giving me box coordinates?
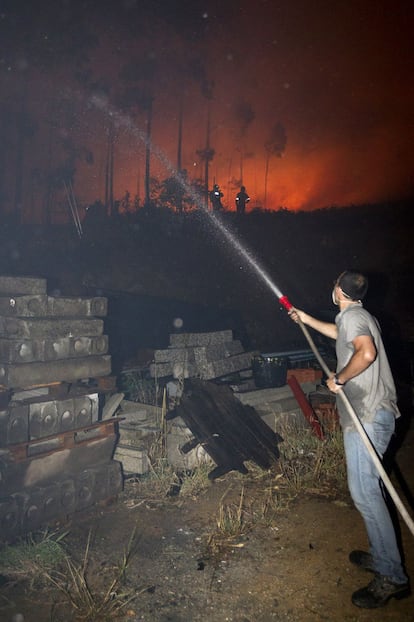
[332,286,339,306]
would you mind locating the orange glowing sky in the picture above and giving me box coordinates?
[1,0,414,216]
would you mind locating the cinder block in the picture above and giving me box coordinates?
[26,394,97,440]
[114,444,149,474]
[0,338,41,363]
[154,340,244,365]
[45,335,109,360]
[116,401,161,445]
[74,394,98,426]
[0,335,109,364]
[0,354,111,388]
[169,329,233,347]
[197,350,257,379]
[46,296,108,317]
[29,401,59,439]
[150,349,256,380]
[117,422,144,446]
[0,295,108,318]
[149,360,197,379]
[0,276,47,295]
[0,295,47,317]
[54,394,98,432]
[0,405,29,446]
[56,398,76,431]
[193,340,244,363]
[0,317,104,340]
[154,347,196,364]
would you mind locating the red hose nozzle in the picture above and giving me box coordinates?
[279,295,293,311]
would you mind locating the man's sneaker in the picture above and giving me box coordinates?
[349,550,374,572]
[352,574,410,608]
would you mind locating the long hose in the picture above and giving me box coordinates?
[296,315,414,538]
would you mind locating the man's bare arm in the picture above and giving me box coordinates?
[289,308,338,340]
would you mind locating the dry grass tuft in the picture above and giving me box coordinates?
[44,527,144,621]
[0,529,68,587]
[277,422,347,496]
[204,485,250,561]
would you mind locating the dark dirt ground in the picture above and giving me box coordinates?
[1,416,414,622]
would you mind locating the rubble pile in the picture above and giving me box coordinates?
[113,397,213,476]
[0,276,122,542]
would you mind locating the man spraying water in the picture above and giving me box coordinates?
[289,270,410,609]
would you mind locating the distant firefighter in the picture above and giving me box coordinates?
[235,186,250,214]
[209,184,224,211]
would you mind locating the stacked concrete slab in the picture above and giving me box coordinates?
[150,329,258,381]
[0,276,122,542]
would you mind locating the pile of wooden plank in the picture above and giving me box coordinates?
[167,378,283,480]
[0,275,122,542]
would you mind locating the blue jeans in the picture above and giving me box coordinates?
[343,409,407,584]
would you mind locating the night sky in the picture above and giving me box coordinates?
[1,0,413,219]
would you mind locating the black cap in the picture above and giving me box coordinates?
[337,271,368,301]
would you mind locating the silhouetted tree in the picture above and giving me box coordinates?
[195,79,215,209]
[264,122,287,209]
[233,99,255,186]
[119,58,157,209]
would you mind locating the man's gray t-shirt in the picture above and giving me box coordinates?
[335,303,399,429]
